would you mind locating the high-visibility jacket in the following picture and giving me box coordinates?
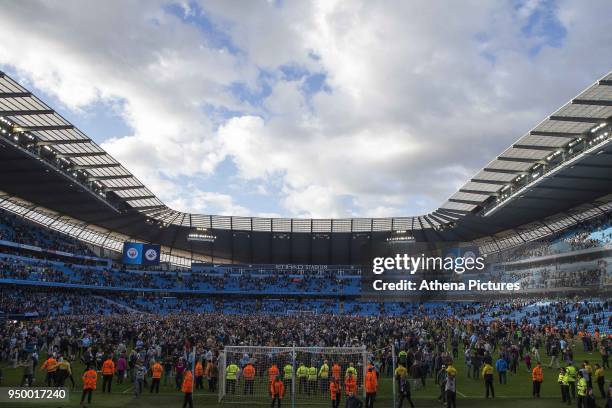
[308,366,317,381]
[268,365,279,383]
[532,366,543,382]
[577,378,587,397]
[182,370,194,393]
[152,363,163,379]
[283,364,293,380]
[226,364,239,380]
[558,373,565,384]
[566,366,577,382]
[102,359,115,375]
[270,379,284,398]
[297,365,308,378]
[345,366,357,379]
[57,361,71,374]
[82,369,98,390]
[42,357,58,373]
[332,364,341,380]
[594,367,604,380]
[243,364,256,380]
[195,362,204,377]
[57,360,72,375]
[562,373,569,386]
[330,381,341,400]
[345,376,357,395]
[319,363,329,379]
[395,365,408,379]
[365,370,377,393]
[482,363,494,377]
[446,365,457,377]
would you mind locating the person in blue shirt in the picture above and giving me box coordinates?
[495,356,508,385]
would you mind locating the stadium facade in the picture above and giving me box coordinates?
[0,70,611,266]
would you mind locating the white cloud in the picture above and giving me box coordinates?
[167,189,249,216]
[0,0,246,205]
[208,0,612,216]
[1,0,611,218]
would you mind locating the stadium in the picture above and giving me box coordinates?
[0,4,612,408]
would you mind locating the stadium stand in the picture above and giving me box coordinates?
[0,206,610,300]
[501,213,612,262]
[0,209,95,257]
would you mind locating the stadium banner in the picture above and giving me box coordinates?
[122,242,161,265]
[122,242,144,264]
[141,243,161,265]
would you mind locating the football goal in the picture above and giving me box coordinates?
[218,345,368,406]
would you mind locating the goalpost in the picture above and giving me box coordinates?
[218,346,368,406]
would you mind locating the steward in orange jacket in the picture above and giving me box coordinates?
[532,364,544,382]
[365,367,378,392]
[41,356,58,372]
[330,378,342,408]
[152,362,163,379]
[365,366,378,407]
[150,361,163,393]
[243,362,256,395]
[195,361,204,390]
[83,367,97,389]
[102,358,115,375]
[101,358,115,393]
[80,366,97,405]
[41,356,58,387]
[268,364,280,384]
[270,376,284,408]
[332,363,341,381]
[182,369,194,408]
[243,363,256,379]
[345,372,357,396]
[532,362,544,398]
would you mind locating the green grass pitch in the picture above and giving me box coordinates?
[0,338,608,407]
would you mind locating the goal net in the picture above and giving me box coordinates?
[219,346,368,406]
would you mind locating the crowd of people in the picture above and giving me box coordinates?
[502,214,612,262]
[0,254,360,294]
[0,288,132,317]
[0,211,95,256]
[491,263,609,290]
[0,296,610,407]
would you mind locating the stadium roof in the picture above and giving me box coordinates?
[439,71,612,217]
[0,70,611,265]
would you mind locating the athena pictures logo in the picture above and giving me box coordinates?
[126,247,139,259]
[145,248,158,261]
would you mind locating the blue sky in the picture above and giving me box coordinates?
[0,0,610,218]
